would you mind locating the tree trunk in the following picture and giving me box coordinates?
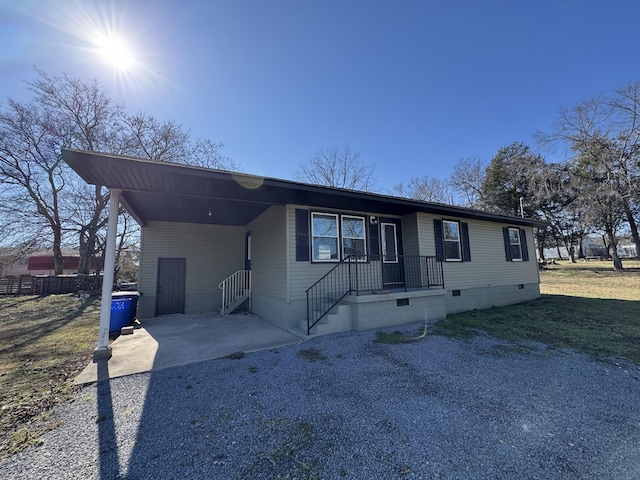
[77,187,109,274]
[622,202,640,260]
[577,232,585,259]
[606,229,623,270]
[52,225,64,275]
[78,229,98,275]
[535,229,546,261]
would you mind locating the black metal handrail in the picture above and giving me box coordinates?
[305,255,444,334]
[305,258,354,335]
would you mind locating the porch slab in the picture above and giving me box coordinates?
[74,312,302,384]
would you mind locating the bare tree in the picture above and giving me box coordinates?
[0,68,237,274]
[449,157,486,207]
[0,97,68,273]
[392,176,454,204]
[538,81,640,261]
[122,113,190,162]
[295,145,378,191]
[189,139,239,170]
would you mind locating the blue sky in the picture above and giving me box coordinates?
[2,0,640,192]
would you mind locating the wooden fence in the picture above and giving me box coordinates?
[0,275,103,295]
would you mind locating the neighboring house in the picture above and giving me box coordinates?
[543,236,636,261]
[0,248,29,277]
[63,150,545,336]
[28,256,80,276]
[0,250,81,277]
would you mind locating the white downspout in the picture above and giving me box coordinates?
[93,189,121,361]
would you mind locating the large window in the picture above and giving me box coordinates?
[443,220,462,261]
[342,215,366,260]
[312,213,339,261]
[310,212,368,262]
[508,227,522,261]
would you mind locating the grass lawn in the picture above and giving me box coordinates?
[434,260,640,364]
[0,295,100,459]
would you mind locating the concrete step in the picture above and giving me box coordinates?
[301,303,352,335]
[222,294,249,315]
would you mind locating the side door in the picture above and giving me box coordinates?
[380,219,404,288]
[156,258,186,316]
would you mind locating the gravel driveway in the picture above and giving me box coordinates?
[2,323,640,479]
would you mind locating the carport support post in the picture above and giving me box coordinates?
[93,189,121,361]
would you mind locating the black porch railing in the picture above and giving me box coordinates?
[305,255,444,335]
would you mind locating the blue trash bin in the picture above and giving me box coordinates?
[110,298,132,332]
[111,292,141,324]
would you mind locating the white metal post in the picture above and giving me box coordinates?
[93,189,120,361]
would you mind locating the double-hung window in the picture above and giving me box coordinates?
[443,220,462,261]
[502,227,529,262]
[508,227,522,261]
[342,215,366,260]
[434,219,471,262]
[310,212,368,262]
[311,213,339,261]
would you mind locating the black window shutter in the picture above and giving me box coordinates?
[503,227,513,261]
[369,219,380,257]
[295,209,310,262]
[519,229,529,261]
[434,219,444,260]
[461,222,471,262]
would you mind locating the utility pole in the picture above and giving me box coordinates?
[519,196,524,217]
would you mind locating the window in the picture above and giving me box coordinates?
[312,213,339,261]
[434,219,471,262]
[503,227,529,262]
[443,220,462,261]
[342,215,366,260]
[381,222,398,263]
[508,227,522,261]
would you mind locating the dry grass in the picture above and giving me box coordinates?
[539,259,640,300]
[0,295,100,459]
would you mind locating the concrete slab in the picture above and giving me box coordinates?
[75,312,303,384]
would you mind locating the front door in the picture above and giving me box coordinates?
[156,258,186,316]
[381,219,404,288]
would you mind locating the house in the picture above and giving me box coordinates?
[63,149,545,356]
[542,235,636,261]
[0,250,83,277]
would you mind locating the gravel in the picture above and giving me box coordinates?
[2,323,640,479]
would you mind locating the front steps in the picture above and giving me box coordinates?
[297,302,352,336]
[221,294,249,315]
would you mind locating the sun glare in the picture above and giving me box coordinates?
[25,0,167,98]
[93,33,135,72]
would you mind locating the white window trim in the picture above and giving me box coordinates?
[341,215,367,261]
[311,212,340,262]
[508,227,523,261]
[443,220,462,262]
[381,222,399,264]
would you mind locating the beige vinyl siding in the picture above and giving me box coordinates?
[138,221,245,317]
[415,213,539,289]
[401,213,420,256]
[286,205,403,324]
[248,205,287,299]
[287,205,338,323]
[288,205,394,303]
